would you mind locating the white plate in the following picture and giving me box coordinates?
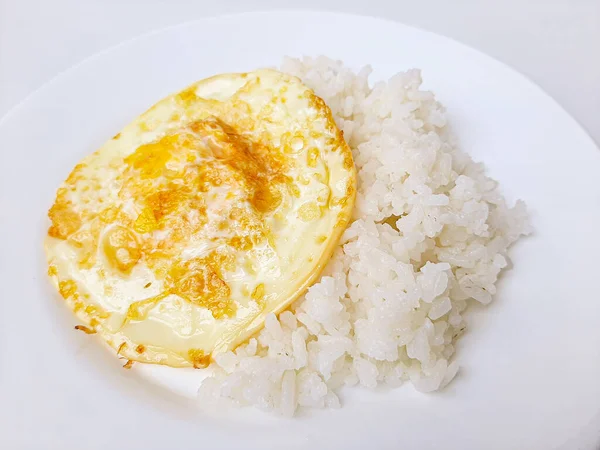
[1,11,599,450]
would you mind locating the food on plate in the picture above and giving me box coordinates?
[45,69,356,368]
[45,54,530,417]
[196,57,530,416]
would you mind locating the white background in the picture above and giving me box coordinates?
[0,0,599,145]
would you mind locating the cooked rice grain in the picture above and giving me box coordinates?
[197,56,531,416]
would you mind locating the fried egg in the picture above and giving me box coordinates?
[45,69,356,368]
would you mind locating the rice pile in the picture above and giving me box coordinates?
[198,56,530,416]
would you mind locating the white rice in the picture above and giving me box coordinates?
[197,56,531,416]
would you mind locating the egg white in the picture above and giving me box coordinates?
[45,69,356,367]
